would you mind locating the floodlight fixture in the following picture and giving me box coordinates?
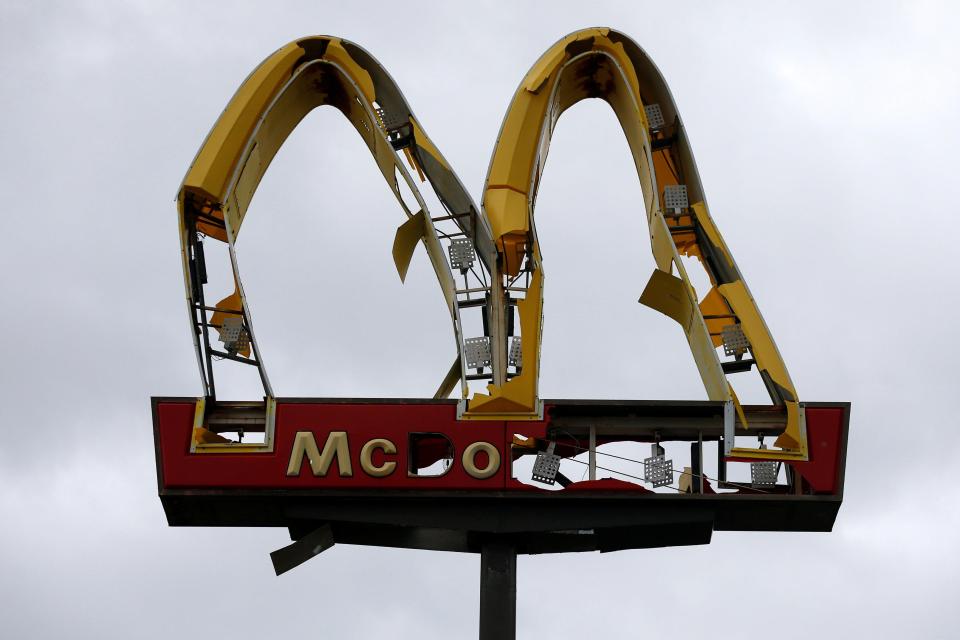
[644,103,665,130]
[531,441,562,485]
[374,105,405,130]
[722,324,750,358]
[508,336,522,369]
[448,237,476,272]
[751,461,779,487]
[464,336,491,370]
[750,442,779,488]
[663,184,688,214]
[643,443,674,488]
[219,316,249,354]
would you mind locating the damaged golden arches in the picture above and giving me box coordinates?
[177,29,807,462]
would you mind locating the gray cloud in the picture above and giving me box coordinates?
[1,1,958,637]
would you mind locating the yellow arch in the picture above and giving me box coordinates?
[464,28,805,460]
[177,36,490,403]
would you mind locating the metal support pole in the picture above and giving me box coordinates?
[697,431,704,493]
[479,542,516,640]
[691,438,703,494]
[489,276,508,387]
[718,436,727,484]
[588,426,597,481]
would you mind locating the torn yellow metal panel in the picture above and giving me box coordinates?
[639,269,728,401]
[193,426,231,445]
[403,147,425,181]
[392,210,426,282]
[639,269,693,330]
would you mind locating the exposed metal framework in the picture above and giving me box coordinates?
[176,29,807,462]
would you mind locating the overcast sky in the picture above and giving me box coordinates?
[1,1,958,637]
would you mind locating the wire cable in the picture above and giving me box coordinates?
[547,433,773,494]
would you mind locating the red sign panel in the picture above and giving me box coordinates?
[157,400,541,490]
[155,399,846,496]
